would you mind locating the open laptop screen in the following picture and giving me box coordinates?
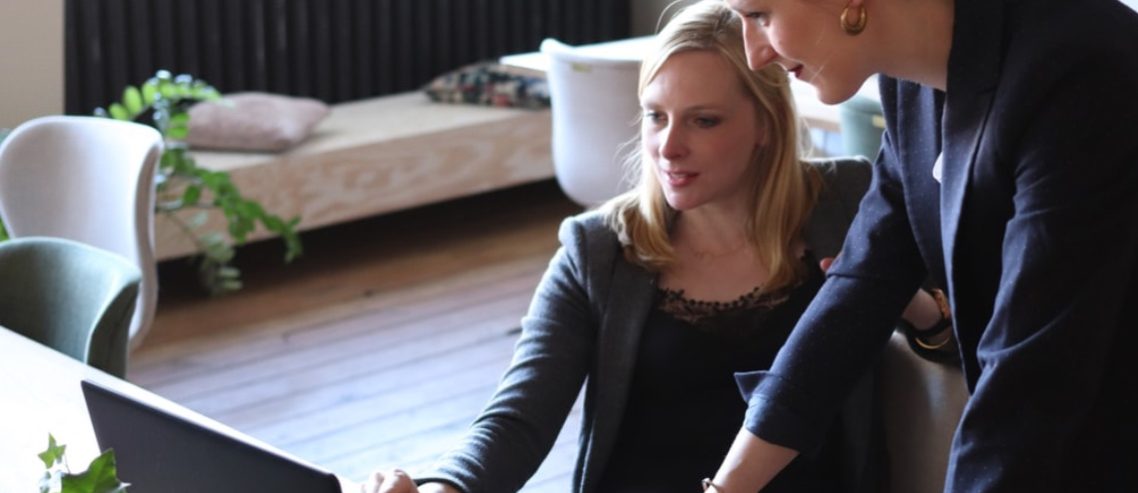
[82,379,341,493]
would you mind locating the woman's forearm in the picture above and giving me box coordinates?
[708,428,798,492]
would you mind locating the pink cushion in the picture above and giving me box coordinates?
[186,92,330,152]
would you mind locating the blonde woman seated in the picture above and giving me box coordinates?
[362,1,947,492]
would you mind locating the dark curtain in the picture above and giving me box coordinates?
[65,0,631,115]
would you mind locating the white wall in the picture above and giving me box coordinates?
[1124,0,1138,12]
[0,0,63,129]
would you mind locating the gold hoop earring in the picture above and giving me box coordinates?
[841,5,868,35]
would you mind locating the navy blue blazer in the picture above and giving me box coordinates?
[738,0,1138,490]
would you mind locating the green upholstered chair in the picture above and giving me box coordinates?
[0,237,141,377]
[839,94,886,161]
[0,116,162,350]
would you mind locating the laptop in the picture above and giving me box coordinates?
[81,379,342,493]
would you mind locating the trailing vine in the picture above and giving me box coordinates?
[96,71,302,295]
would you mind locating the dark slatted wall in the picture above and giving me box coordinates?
[65,0,631,115]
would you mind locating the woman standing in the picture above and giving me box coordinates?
[711,0,1138,491]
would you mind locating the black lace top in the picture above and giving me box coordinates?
[596,254,844,493]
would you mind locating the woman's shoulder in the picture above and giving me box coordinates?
[558,209,616,243]
[802,157,874,259]
[557,209,624,266]
[806,157,873,197]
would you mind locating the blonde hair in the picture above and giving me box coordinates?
[601,0,821,293]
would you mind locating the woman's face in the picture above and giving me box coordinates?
[724,0,867,104]
[641,50,763,213]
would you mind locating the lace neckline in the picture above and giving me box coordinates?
[655,251,817,327]
[656,283,795,327]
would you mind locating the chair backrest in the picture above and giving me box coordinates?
[838,94,886,161]
[878,331,970,493]
[0,237,141,377]
[541,38,641,207]
[0,115,162,350]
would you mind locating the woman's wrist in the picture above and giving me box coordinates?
[709,428,799,493]
[900,287,944,330]
[418,482,461,493]
[901,287,954,351]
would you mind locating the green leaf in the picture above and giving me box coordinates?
[181,184,202,205]
[39,467,62,493]
[122,86,144,115]
[187,211,209,229]
[167,112,190,140]
[108,103,129,121]
[60,449,129,493]
[141,80,159,105]
[220,278,243,292]
[38,434,66,469]
[195,86,221,101]
[201,234,235,263]
[158,80,178,99]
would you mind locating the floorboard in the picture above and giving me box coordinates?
[129,180,586,490]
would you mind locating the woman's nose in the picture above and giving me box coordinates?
[658,125,688,160]
[741,23,777,69]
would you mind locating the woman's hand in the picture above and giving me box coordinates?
[360,469,416,493]
[359,470,459,493]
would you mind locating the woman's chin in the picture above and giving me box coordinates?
[663,195,701,212]
[813,79,864,105]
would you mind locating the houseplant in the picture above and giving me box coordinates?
[0,73,301,294]
[95,70,302,295]
[38,435,128,493]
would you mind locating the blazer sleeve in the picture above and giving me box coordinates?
[417,216,601,493]
[735,126,929,452]
[945,44,1138,491]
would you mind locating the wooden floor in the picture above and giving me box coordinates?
[129,180,585,491]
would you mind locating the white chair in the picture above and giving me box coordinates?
[0,115,163,352]
[541,38,641,207]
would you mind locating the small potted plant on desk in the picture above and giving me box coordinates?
[38,435,127,493]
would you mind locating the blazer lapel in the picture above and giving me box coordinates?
[939,0,1003,312]
[580,253,656,492]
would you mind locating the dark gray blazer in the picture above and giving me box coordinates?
[740,0,1138,490]
[419,158,875,493]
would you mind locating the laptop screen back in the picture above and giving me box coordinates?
[82,379,341,493]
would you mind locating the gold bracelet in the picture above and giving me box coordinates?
[914,287,953,350]
[701,478,725,492]
[913,329,952,350]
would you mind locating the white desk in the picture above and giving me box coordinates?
[502,36,880,133]
[0,328,355,492]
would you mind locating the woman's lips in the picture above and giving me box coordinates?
[791,65,804,79]
[664,170,697,187]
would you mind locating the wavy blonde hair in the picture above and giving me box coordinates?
[601,0,821,293]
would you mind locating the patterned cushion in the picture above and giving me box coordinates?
[423,61,550,109]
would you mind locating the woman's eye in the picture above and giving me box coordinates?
[644,111,665,124]
[745,12,769,25]
[694,116,721,128]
